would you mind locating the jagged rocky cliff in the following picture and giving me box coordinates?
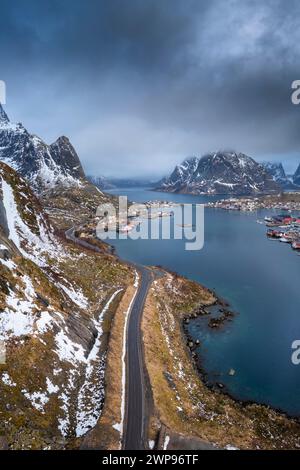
[0,104,85,192]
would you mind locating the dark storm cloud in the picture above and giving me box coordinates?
[1,0,300,177]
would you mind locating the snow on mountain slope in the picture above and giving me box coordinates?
[262,162,299,190]
[0,162,131,449]
[262,162,286,181]
[0,104,85,192]
[158,151,280,195]
[157,156,199,192]
[0,163,61,267]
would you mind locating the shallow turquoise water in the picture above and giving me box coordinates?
[105,187,300,416]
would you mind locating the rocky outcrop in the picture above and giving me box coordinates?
[0,161,129,449]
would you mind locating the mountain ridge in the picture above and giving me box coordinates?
[0,160,132,448]
[157,151,280,195]
[0,104,86,192]
[261,161,300,190]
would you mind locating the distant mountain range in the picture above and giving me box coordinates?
[261,162,300,190]
[0,104,86,192]
[157,151,281,195]
[1,102,299,198]
[87,175,155,190]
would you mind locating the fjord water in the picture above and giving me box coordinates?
[106,187,300,416]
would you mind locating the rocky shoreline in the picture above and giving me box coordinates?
[100,238,300,441]
[181,298,300,423]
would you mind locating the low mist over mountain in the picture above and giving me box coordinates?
[0,104,86,193]
[87,175,116,190]
[157,151,280,195]
[87,175,155,190]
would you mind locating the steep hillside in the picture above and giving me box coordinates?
[0,162,132,449]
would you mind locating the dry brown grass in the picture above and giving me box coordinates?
[142,273,300,450]
[82,285,136,450]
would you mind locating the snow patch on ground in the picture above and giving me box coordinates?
[36,311,53,333]
[1,177,62,266]
[76,289,122,437]
[46,377,59,394]
[59,282,88,309]
[22,390,49,412]
[1,372,16,387]
[0,274,37,340]
[149,440,155,450]
[163,435,170,450]
[113,423,122,432]
[55,329,87,365]
[58,370,77,437]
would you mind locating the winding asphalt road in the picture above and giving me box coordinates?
[65,227,218,451]
[123,266,153,451]
[65,227,153,450]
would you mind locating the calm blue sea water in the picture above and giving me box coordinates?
[105,187,300,416]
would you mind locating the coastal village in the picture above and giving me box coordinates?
[75,200,177,241]
[75,193,300,256]
[206,192,300,212]
[206,192,300,254]
[265,214,300,251]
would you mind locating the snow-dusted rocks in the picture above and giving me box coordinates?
[294,163,300,186]
[158,151,280,195]
[0,104,85,192]
[262,162,299,190]
[157,156,199,192]
[0,162,130,448]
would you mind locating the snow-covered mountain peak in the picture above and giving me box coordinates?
[0,106,86,193]
[158,151,280,195]
[262,161,300,190]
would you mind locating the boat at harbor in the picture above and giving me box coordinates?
[292,240,300,250]
[267,229,283,239]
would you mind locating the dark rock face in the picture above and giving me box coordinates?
[0,104,86,192]
[0,105,9,124]
[262,162,299,190]
[157,156,199,192]
[293,164,300,186]
[0,198,9,238]
[158,151,280,195]
[49,136,85,179]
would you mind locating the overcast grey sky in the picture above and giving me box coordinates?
[1,0,300,177]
